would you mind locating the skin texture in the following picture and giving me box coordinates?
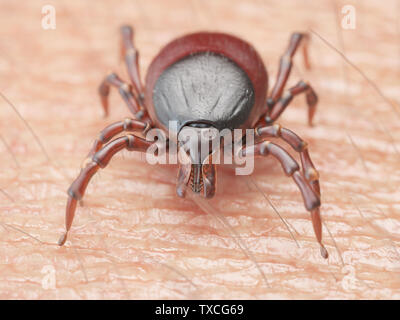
[0,0,399,299]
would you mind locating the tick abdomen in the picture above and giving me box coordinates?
[152,52,255,131]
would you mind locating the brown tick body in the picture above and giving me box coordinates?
[58,25,328,259]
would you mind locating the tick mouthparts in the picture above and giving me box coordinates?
[189,164,204,193]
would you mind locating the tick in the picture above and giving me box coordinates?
[58,25,328,259]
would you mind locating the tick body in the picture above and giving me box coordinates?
[58,25,328,259]
[146,32,267,131]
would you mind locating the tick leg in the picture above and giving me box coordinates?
[58,135,153,246]
[99,72,147,119]
[120,25,145,103]
[269,32,310,104]
[176,148,192,198]
[87,118,150,157]
[241,141,328,258]
[256,124,320,195]
[176,163,191,198]
[202,163,216,198]
[202,153,217,199]
[263,80,318,126]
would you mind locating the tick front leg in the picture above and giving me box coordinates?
[176,163,191,198]
[120,25,144,103]
[202,153,217,199]
[269,32,310,104]
[241,141,328,259]
[99,72,146,119]
[256,124,320,195]
[87,118,150,157]
[58,135,153,246]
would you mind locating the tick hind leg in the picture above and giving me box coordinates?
[99,73,146,119]
[240,141,328,258]
[58,135,153,246]
[98,25,147,119]
[266,33,318,126]
[120,25,145,102]
[269,32,310,103]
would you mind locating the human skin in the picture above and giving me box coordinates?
[0,0,399,299]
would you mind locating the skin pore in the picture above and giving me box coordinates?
[0,0,399,299]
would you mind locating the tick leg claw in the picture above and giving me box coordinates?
[58,232,68,246]
[320,245,329,259]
